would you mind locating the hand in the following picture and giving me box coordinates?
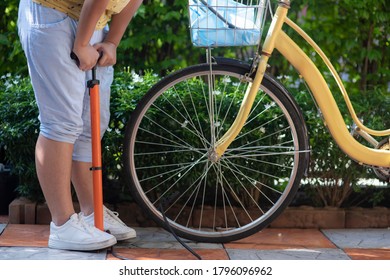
[93,41,117,67]
[72,44,100,71]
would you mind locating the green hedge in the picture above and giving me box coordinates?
[277,74,390,207]
[0,70,388,206]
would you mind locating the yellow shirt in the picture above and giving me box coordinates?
[32,0,130,29]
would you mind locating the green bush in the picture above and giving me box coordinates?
[0,73,40,200]
[101,69,160,203]
[0,70,161,202]
[0,70,388,206]
[278,74,390,207]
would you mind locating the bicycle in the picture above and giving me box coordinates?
[122,0,390,243]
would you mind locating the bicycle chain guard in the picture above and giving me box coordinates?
[373,137,390,182]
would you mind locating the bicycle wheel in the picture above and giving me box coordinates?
[124,61,309,243]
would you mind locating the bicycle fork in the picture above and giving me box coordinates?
[212,3,289,159]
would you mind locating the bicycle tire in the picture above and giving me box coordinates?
[123,61,309,243]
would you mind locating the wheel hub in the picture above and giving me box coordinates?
[208,149,221,163]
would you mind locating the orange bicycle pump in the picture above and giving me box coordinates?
[88,65,104,231]
[71,52,104,231]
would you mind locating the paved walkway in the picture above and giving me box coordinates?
[0,215,389,260]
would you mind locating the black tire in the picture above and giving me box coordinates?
[123,61,309,243]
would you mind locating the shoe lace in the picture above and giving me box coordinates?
[103,207,125,225]
[76,213,95,233]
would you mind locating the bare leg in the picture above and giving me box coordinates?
[71,161,94,216]
[35,135,75,226]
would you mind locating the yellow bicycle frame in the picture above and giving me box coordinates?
[214,0,390,168]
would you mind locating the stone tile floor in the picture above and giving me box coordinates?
[0,215,389,260]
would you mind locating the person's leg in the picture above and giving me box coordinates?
[18,0,116,250]
[36,135,117,251]
[35,135,75,226]
[71,160,94,216]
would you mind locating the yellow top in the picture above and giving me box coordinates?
[33,0,130,29]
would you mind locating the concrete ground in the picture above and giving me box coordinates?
[0,215,389,260]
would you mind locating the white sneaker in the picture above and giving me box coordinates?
[48,213,117,251]
[84,206,136,241]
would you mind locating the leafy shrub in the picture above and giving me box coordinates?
[0,73,40,200]
[278,74,389,207]
[0,70,388,206]
[0,70,160,202]
[101,69,160,203]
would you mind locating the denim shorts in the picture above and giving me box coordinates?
[18,0,113,162]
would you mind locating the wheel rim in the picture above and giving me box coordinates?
[128,68,302,240]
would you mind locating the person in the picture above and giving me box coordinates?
[17,0,143,251]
